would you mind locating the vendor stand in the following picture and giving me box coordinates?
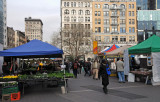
[0,40,73,100]
[128,35,160,85]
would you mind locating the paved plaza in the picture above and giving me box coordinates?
[17,72,160,102]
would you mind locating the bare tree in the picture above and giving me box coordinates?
[51,30,61,49]
[62,23,93,59]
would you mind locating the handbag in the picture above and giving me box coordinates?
[106,67,111,75]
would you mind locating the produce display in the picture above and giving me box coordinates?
[0,75,18,81]
[18,71,74,80]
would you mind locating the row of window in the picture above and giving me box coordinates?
[94,18,134,25]
[94,11,133,16]
[64,32,90,38]
[95,27,135,33]
[64,2,90,7]
[95,4,126,9]
[95,36,135,42]
[64,24,90,29]
[26,22,40,24]
[64,9,90,15]
[64,16,90,22]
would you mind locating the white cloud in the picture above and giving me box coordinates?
[7,0,60,42]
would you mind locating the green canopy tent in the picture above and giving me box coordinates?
[128,35,160,85]
[129,35,160,54]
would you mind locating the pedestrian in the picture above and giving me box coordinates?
[92,58,100,80]
[98,59,109,94]
[72,60,79,78]
[116,58,125,83]
[84,60,91,76]
[2,62,10,75]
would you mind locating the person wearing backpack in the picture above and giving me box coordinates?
[98,59,110,94]
[72,60,79,78]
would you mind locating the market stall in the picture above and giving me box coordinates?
[128,35,160,85]
[0,39,73,100]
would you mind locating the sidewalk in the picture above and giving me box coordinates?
[17,72,160,102]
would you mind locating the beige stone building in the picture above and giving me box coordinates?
[15,30,26,47]
[92,0,137,52]
[7,27,15,48]
[25,17,43,41]
[61,0,93,59]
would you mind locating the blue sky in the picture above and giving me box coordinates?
[7,0,60,42]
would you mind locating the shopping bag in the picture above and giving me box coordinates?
[106,68,111,75]
[81,67,84,72]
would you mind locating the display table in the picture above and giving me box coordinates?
[130,71,152,84]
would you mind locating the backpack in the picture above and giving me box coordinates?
[74,63,78,69]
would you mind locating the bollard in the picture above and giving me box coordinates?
[61,86,65,94]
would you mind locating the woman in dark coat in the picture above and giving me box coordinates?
[98,59,109,94]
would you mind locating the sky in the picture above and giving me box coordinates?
[7,0,61,43]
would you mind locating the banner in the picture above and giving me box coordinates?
[93,41,98,54]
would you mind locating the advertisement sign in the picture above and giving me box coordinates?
[93,41,98,54]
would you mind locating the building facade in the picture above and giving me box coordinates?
[0,0,4,45]
[92,0,137,52]
[3,0,7,48]
[7,27,15,48]
[15,30,26,47]
[25,17,43,41]
[61,0,93,59]
[137,10,160,43]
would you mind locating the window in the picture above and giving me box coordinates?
[81,2,83,7]
[104,27,110,33]
[71,2,73,7]
[98,4,101,8]
[120,11,125,16]
[132,19,135,24]
[112,18,117,24]
[67,2,69,7]
[104,36,110,42]
[103,11,109,16]
[79,10,83,15]
[112,27,118,32]
[98,11,101,16]
[95,11,97,16]
[98,27,101,32]
[71,9,76,15]
[104,4,109,9]
[95,18,97,24]
[112,36,118,42]
[132,11,134,16]
[88,2,90,7]
[85,10,90,15]
[120,27,126,33]
[120,4,125,9]
[120,19,125,24]
[104,19,109,25]
[129,27,132,33]
[74,2,76,7]
[98,18,101,24]
[64,9,69,14]
[120,36,126,42]
[132,4,134,8]
[132,27,135,33]
[129,11,131,16]
[95,4,97,8]
[74,17,76,22]
[85,2,87,7]
[129,19,131,24]
[88,17,90,22]
[95,27,98,33]
[64,32,69,37]
[129,36,135,42]
[112,4,117,8]
[64,2,66,7]
[85,17,87,22]
[129,4,131,8]
[95,36,101,42]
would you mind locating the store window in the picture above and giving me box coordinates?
[120,36,126,42]
[112,36,118,42]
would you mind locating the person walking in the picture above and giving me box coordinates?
[116,58,125,83]
[92,59,100,80]
[98,59,109,94]
[72,60,79,78]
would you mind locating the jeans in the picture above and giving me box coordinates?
[118,71,125,82]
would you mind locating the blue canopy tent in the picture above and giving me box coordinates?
[0,39,63,58]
